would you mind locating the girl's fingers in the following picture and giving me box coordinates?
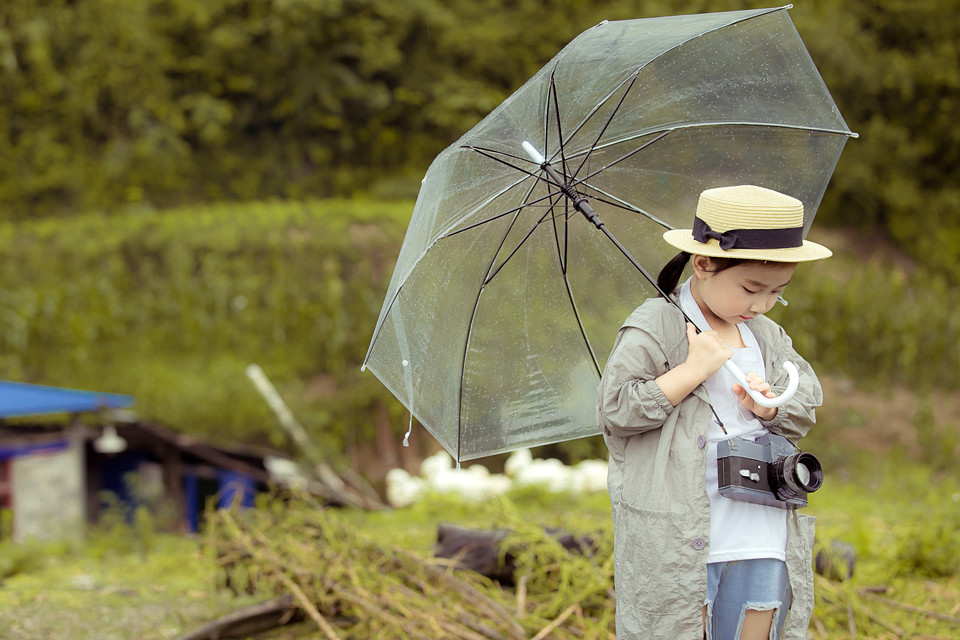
[734,380,775,402]
[745,372,772,393]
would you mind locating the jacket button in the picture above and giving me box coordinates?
[692,537,706,550]
[697,435,706,449]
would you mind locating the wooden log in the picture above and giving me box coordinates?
[435,524,516,585]
[434,523,597,586]
[173,595,300,640]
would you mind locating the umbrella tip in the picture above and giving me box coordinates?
[522,141,545,165]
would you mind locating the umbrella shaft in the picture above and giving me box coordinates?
[601,225,672,300]
[542,163,602,229]
[539,160,683,318]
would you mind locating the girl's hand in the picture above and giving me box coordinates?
[733,371,778,421]
[656,323,732,407]
[684,322,731,381]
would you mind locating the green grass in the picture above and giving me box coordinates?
[0,533,261,640]
[1,470,958,639]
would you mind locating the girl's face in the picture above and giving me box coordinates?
[690,256,797,329]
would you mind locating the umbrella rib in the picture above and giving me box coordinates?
[548,71,572,181]
[568,130,672,188]
[363,182,548,371]
[546,67,642,168]
[484,201,557,286]
[563,120,855,167]
[540,65,556,167]
[443,189,561,239]
[457,145,596,236]
[462,145,575,196]
[553,5,807,162]
[456,174,551,462]
[580,186,674,230]
[565,119,853,197]
[563,272,602,377]
[572,72,641,181]
[550,194,602,377]
[550,189,568,275]
[480,183,540,287]
[366,150,558,372]
[461,145,543,179]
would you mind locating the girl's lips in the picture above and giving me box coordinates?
[740,316,754,320]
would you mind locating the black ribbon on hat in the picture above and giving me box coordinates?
[693,216,804,251]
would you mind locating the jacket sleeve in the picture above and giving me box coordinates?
[758,322,822,444]
[597,325,676,438]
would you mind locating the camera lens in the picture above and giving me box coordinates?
[770,452,823,501]
[791,453,823,492]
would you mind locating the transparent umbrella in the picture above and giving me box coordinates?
[362,6,856,463]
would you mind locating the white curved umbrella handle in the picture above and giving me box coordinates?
[724,359,799,409]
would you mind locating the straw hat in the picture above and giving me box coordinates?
[662,185,832,262]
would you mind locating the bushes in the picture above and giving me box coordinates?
[0,0,957,289]
[0,0,600,216]
[769,250,960,391]
[1,197,956,457]
[0,198,411,449]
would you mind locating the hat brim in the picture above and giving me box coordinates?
[662,229,832,262]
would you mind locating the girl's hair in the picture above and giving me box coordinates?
[656,251,748,296]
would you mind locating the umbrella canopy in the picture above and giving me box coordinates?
[363,6,855,462]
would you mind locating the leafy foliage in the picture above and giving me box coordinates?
[0,0,956,284]
[798,0,960,277]
[0,198,410,452]
[1,198,956,461]
[768,247,960,391]
[0,0,607,215]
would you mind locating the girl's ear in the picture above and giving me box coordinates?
[691,254,713,280]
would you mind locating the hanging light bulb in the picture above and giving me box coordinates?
[94,424,127,454]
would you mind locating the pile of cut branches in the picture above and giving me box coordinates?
[205,494,616,640]
[809,576,960,639]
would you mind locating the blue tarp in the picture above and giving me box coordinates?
[0,381,134,419]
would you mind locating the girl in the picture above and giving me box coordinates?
[596,185,830,640]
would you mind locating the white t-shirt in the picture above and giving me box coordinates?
[679,279,787,563]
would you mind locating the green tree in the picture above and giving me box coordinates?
[0,0,956,273]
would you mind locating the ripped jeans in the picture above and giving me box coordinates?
[704,559,791,640]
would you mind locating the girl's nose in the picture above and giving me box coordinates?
[752,297,774,314]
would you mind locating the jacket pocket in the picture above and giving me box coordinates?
[613,499,704,618]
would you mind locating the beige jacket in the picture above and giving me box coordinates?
[596,297,820,640]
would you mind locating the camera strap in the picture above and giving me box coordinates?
[710,405,727,435]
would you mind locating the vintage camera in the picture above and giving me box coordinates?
[717,433,823,509]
